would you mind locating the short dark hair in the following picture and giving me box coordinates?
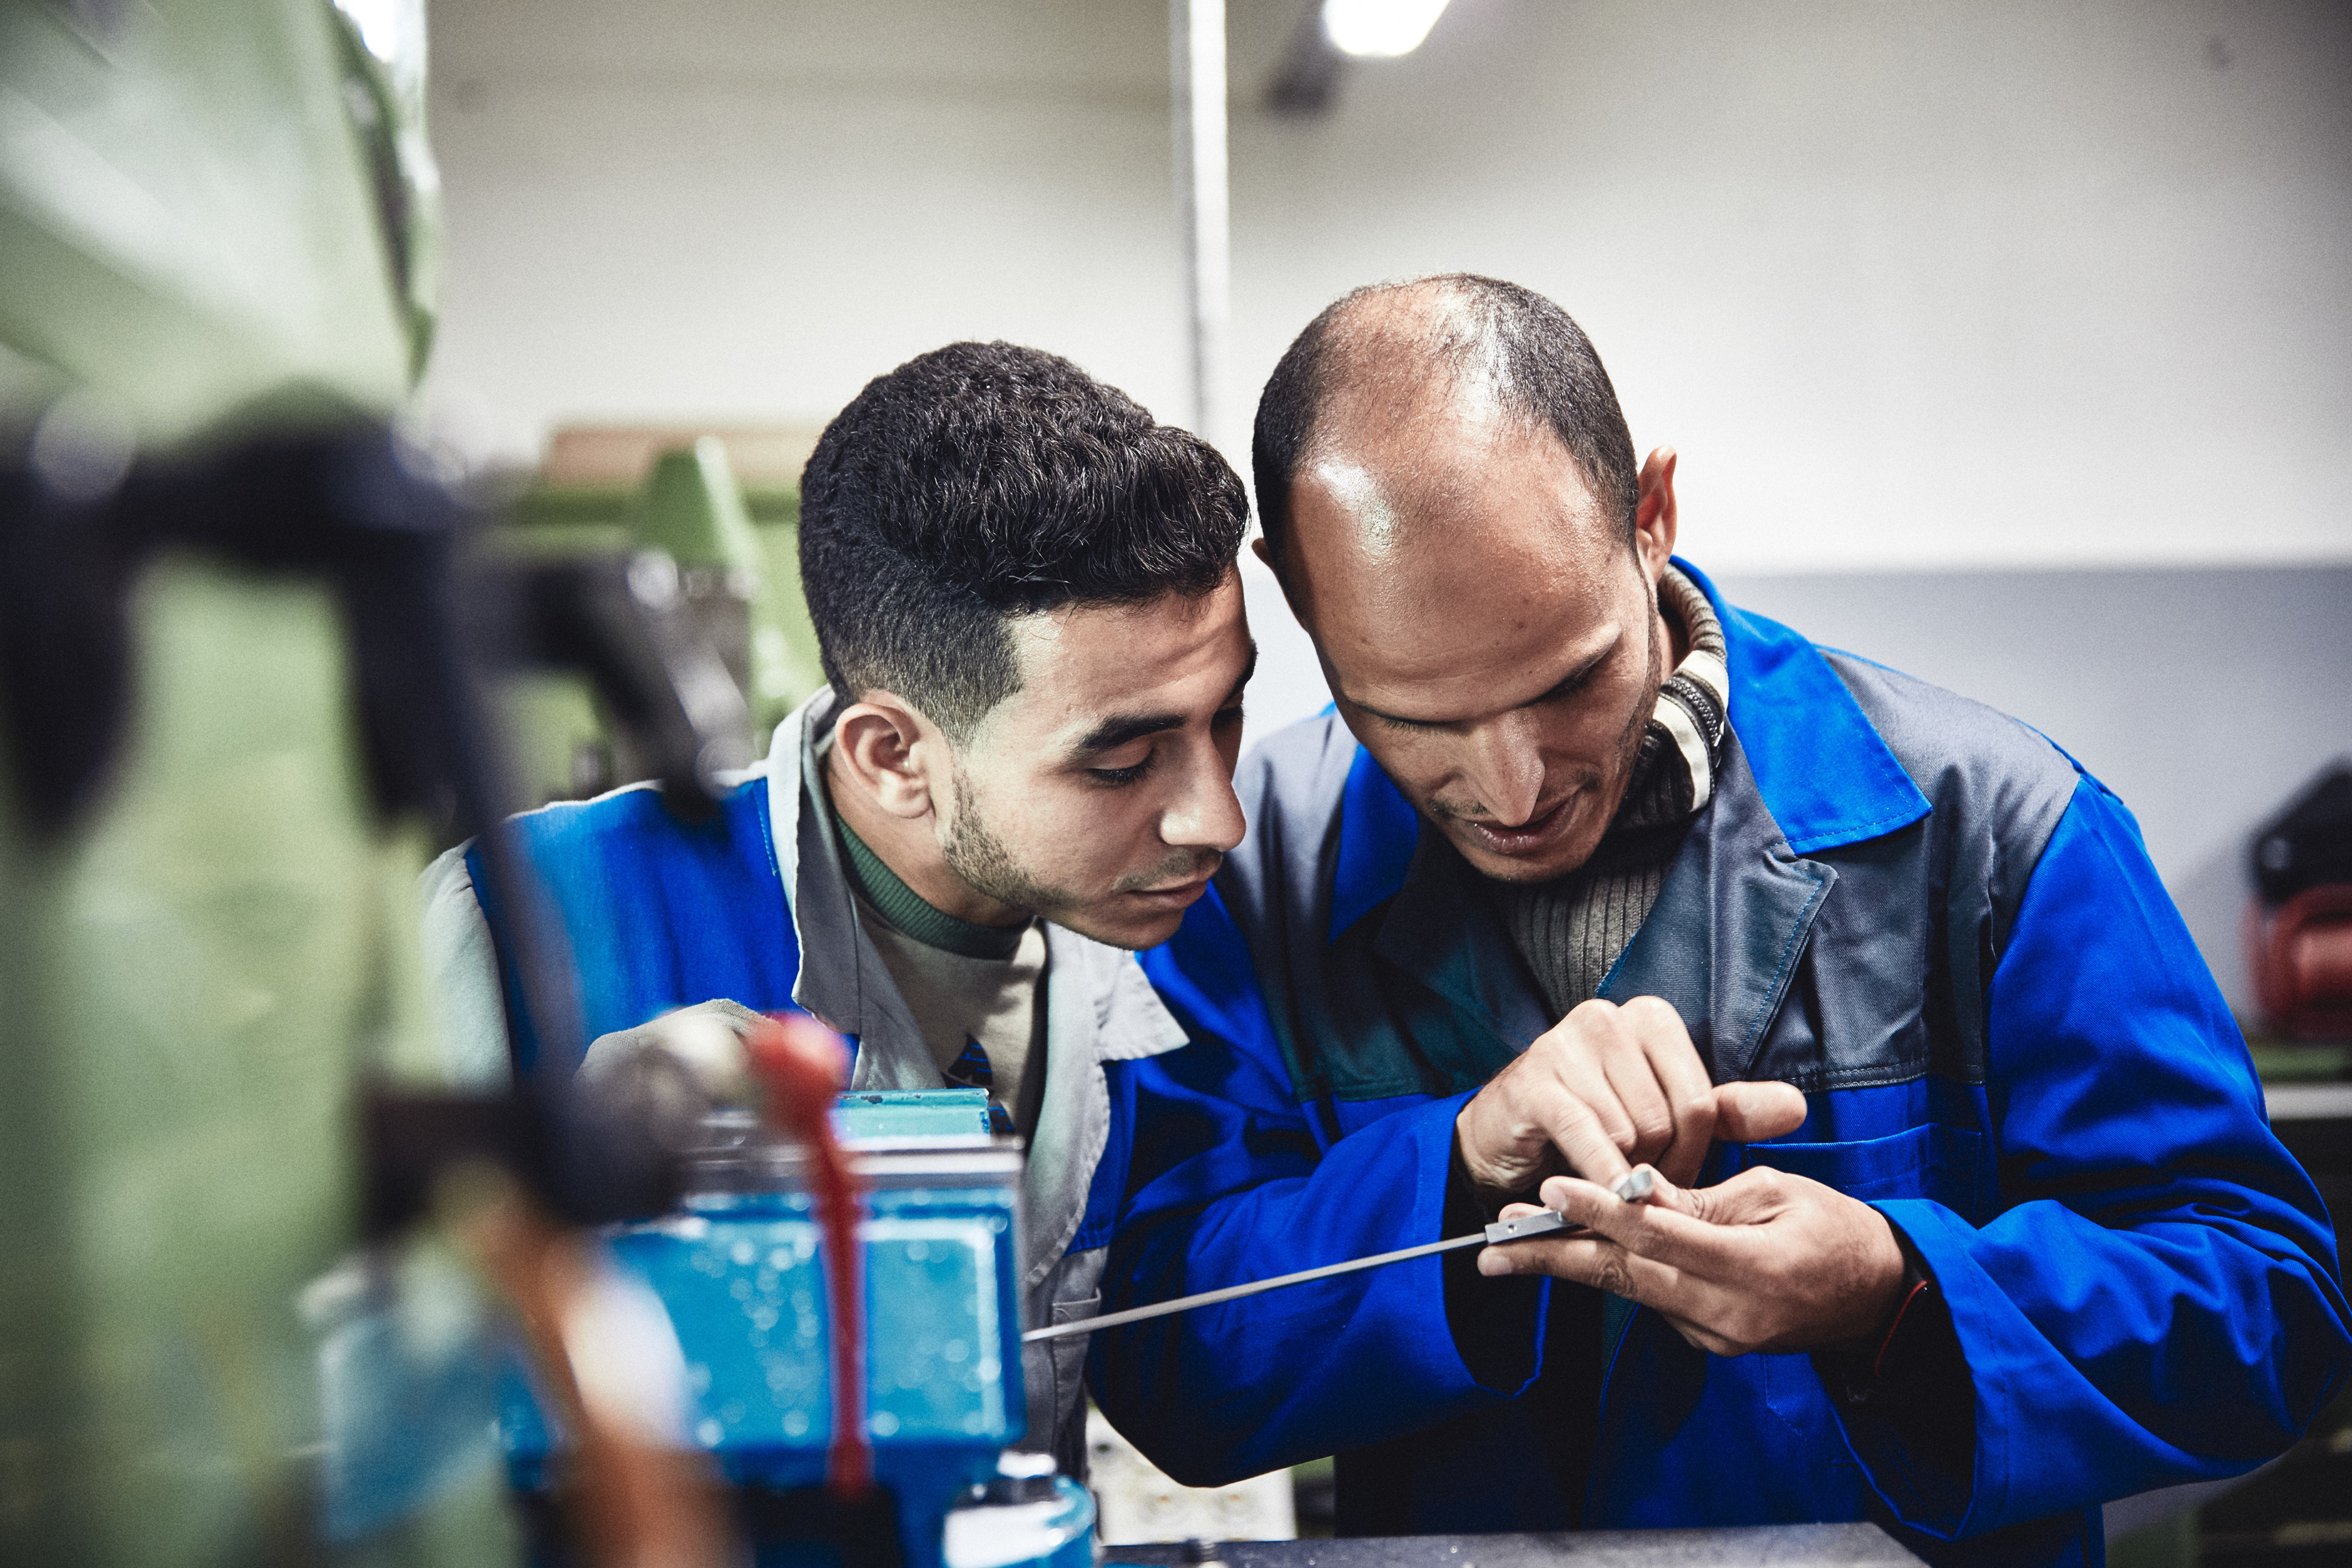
[799,342,1249,740]
[1251,275,1639,561]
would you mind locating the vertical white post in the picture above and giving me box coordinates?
[1171,0,1229,446]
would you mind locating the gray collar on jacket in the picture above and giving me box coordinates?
[762,688,1188,1288]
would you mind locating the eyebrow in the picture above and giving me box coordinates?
[1353,641,1612,729]
[1070,641,1258,755]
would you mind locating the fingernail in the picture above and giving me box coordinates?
[1612,1167,1655,1203]
[1476,1251,1505,1277]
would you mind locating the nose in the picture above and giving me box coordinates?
[1161,742,1247,856]
[1460,713,1546,827]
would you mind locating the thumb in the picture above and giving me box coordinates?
[1711,1079,1807,1142]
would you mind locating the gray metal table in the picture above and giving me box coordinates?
[1105,1524,1921,1568]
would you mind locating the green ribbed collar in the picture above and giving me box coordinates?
[835,815,1026,961]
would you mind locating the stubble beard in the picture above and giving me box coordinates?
[941,766,1072,922]
[940,768,1221,945]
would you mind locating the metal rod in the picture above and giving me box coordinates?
[1171,0,1229,443]
[1019,1207,1582,1345]
[1024,1233,1482,1344]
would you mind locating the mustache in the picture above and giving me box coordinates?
[1424,775,1594,830]
[1114,848,1224,892]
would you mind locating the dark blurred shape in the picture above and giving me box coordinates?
[2252,761,2352,905]
[472,549,754,823]
[0,424,750,842]
[1267,2,1345,116]
[506,426,829,807]
[0,426,470,838]
[2247,761,2352,1041]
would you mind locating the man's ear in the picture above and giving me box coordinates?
[1251,533,1310,625]
[1634,446,1679,582]
[830,695,945,820]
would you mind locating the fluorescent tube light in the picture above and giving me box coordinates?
[1322,0,1451,58]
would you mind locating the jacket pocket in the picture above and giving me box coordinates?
[1735,1123,1984,1221]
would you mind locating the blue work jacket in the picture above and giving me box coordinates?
[1093,561,2349,1567]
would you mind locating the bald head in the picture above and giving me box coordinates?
[1251,275,1638,569]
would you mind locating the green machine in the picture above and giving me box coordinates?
[0,2,798,1562]
[0,1,498,1562]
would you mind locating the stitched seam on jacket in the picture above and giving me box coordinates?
[751,775,784,893]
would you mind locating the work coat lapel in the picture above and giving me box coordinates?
[761,691,938,1088]
[1599,730,1836,1084]
[1022,929,1188,1290]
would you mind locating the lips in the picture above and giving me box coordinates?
[1121,872,1216,917]
[1128,876,1213,902]
[1462,793,1579,857]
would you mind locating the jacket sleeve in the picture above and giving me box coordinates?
[1087,881,1549,1487]
[1841,773,2351,1538]
[417,842,519,1090]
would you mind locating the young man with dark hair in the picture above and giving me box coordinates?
[422,341,1256,1474]
[1092,277,2348,1563]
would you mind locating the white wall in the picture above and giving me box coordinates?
[1226,0,2352,575]
[423,1,1190,462]
[427,0,2352,573]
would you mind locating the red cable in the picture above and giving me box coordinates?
[745,1012,872,1498]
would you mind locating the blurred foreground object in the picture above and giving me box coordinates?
[521,1009,1101,1568]
[0,1,739,1562]
[2247,760,2352,1040]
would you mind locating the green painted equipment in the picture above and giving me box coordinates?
[0,3,494,1563]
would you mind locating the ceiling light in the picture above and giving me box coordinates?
[1321,0,1451,58]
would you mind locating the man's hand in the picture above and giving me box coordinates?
[1476,1164,1909,1356]
[1454,996,1807,1201]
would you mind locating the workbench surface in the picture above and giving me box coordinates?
[1105,1523,1921,1568]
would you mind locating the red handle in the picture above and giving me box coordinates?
[744,1012,871,1497]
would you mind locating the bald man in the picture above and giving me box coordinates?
[1089,278,2348,1567]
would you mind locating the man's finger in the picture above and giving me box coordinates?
[1475,1233,1674,1292]
[1596,1037,1676,1166]
[1548,1162,1813,1232]
[1477,1231,1755,1353]
[1476,1235,1745,1333]
[1542,1003,1643,1154]
[1713,1079,1808,1143]
[1676,1164,1808,1226]
[1618,997,1717,1186]
[1535,1172,1758,1279]
[1529,1082,1636,1188]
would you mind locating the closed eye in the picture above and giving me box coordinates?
[1374,709,1440,732]
[1086,740,1157,786]
[1532,658,1607,706]
[1089,758,1154,786]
